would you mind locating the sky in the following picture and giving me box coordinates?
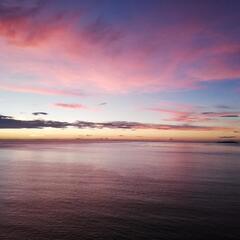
[0,0,240,141]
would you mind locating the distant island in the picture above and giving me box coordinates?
[217,140,239,144]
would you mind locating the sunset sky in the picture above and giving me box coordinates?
[0,0,239,141]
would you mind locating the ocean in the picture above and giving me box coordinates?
[0,142,239,239]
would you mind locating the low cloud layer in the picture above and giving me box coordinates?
[0,114,227,131]
[0,115,69,129]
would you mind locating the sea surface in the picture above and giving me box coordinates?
[0,141,240,240]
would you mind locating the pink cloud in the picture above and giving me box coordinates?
[145,100,240,123]
[54,103,86,109]
[0,3,239,96]
[145,107,206,123]
[146,106,240,123]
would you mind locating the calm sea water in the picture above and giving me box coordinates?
[0,142,240,240]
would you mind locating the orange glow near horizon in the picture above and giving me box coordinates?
[0,128,239,142]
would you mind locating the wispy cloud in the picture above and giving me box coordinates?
[215,105,232,110]
[0,84,85,97]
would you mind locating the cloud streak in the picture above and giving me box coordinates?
[0,84,85,97]
[201,112,240,118]
[219,136,236,139]
[54,103,86,109]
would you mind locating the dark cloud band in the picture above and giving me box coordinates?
[0,114,228,131]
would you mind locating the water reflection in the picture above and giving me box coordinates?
[0,142,240,239]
